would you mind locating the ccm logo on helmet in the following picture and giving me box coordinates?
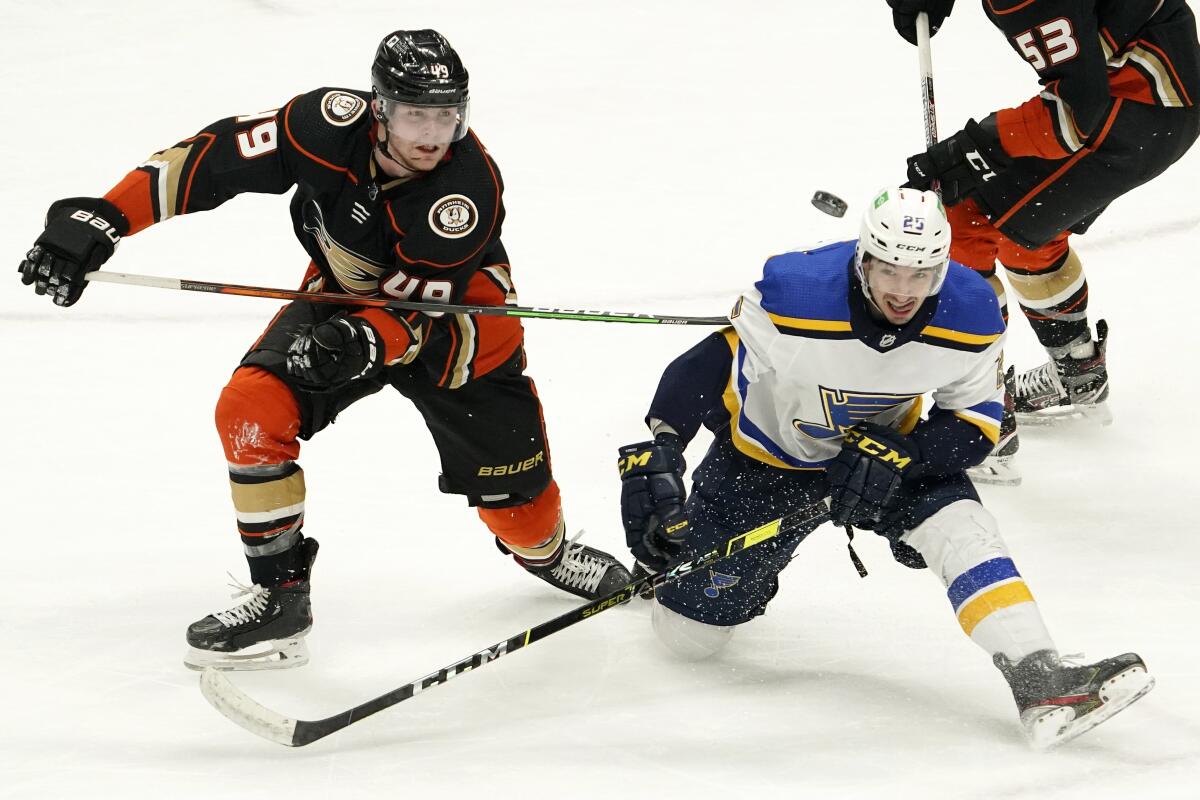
[895,243,929,252]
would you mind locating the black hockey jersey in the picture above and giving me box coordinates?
[104,87,522,388]
[983,0,1200,159]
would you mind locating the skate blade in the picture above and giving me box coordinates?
[184,634,311,672]
[1026,667,1155,750]
[1016,402,1112,428]
[966,458,1022,487]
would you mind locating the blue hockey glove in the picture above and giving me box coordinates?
[19,197,128,307]
[905,118,1011,206]
[827,422,921,528]
[617,433,690,572]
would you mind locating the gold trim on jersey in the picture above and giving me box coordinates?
[720,329,823,472]
[766,313,853,333]
[953,411,1001,445]
[141,143,195,221]
[1103,37,1187,107]
[918,325,1003,346]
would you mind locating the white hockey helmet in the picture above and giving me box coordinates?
[854,187,951,294]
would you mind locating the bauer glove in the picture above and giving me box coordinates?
[286,313,388,390]
[827,422,921,528]
[617,433,690,572]
[19,197,128,307]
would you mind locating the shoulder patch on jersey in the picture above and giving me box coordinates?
[428,194,478,239]
[320,91,367,126]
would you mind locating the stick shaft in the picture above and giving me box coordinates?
[84,270,729,326]
[917,12,938,150]
[200,504,829,746]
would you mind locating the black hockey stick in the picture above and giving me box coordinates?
[199,504,830,746]
[84,270,730,326]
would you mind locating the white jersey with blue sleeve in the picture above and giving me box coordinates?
[722,240,1006,470]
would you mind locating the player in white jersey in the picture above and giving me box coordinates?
[616,187,1151,748]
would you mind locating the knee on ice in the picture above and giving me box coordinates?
[651,599,735,661]
[901,499,1007,582]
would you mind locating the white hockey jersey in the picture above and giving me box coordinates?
[722,240,1006,470]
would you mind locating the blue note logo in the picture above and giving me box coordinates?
[793,387,919,439]
[704,571,740,598]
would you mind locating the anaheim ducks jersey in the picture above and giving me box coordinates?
[987,0,1200,159]
[102,87,521,388]
[723,240,1006,470]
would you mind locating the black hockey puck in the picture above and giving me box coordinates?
[811,190,848,218]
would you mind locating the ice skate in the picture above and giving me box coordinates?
[967,366,1022,486]
[184,538,318,671]
[994,648,1154,749]
[501,532,632,601]
[1014,320,1111,426]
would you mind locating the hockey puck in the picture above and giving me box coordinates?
[811,190,848,218]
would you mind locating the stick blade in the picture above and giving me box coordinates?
[199,667,301,746]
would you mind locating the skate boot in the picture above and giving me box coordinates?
[993,648,1154,749]
[499,532,632,601]
[1014,320,1111,425]
[184,537,318,671]
[967,366,1021,486]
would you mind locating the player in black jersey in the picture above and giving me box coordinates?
[888,0,1200,431]
[18,29,630,671]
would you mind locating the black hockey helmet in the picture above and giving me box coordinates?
[371,29,470,106]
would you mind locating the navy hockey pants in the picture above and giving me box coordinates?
[654,430,980,627]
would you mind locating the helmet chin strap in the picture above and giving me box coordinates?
[375,129,421,176]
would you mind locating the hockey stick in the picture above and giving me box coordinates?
[83,270,729,326]
[199,504,830,747]
[916,12,942,198]
[917,12,938,150]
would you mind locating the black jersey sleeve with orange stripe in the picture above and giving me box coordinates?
[100,97,316,235]
[987,0,1199,160]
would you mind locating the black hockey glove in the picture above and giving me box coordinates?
[887,0,956,46]
[905,118,1011,206]
[18,197,128,307]
[286,313,384,390]
[617,433,690,572]
[827,422,921,528]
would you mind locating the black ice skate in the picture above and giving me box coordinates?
[967,366,1021,486]
[184,538,318,671]
[1014,320,1111,426]
[994,648,1154,749]
[500,532,632,601]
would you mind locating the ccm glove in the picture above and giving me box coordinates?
[19,197,128,307]
[905,118,1011,206]
[617,433,690,571]
[827,422,921,528]
[887,0,956,46]
[286,313,388,390]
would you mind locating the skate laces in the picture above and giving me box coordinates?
[550,531,610,592]
[212,575,272,627]
[1016,361,1064,399]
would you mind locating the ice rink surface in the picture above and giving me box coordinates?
[2,1,1198,798]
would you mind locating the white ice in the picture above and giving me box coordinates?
[2,2,1198,798]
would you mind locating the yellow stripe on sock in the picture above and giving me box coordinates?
[957,581,1035,635]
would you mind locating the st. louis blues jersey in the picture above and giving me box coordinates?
[726,240,1005,469]
[647,240,1006,474]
